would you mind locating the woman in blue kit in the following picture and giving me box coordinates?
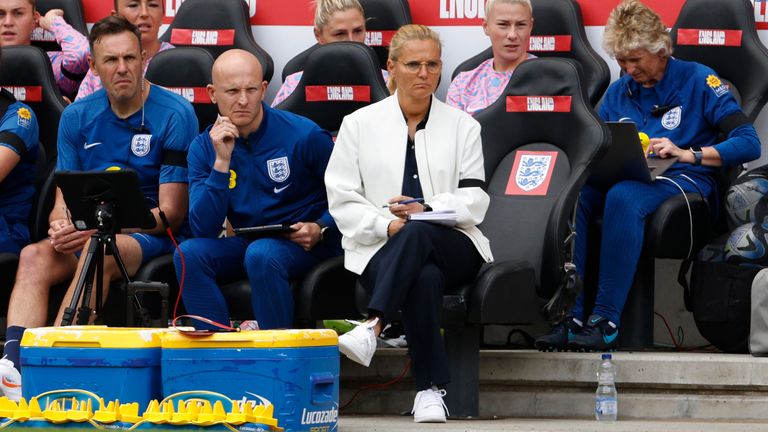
[535,0,761,352]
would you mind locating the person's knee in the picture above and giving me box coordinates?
[244,239,286,274]
[175,238,204,267]
[415,263,445,296]
[17,241,57,276]
[605,183,644,215]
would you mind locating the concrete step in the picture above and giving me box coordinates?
[340,415,768,431]
[340,349,768,421]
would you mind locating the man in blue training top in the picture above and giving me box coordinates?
[0,15,198,400]
[175,49,341,330]
[0,44,40,254]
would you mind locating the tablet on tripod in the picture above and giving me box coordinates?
[54,169,159,326]
[55,170,157,232]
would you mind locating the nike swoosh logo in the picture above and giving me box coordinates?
[603,331,619,345]
[590,318,601,324]
[618,117,633,123]
[273,183,291,194]
[84,142,103,149]
[1,376,20,388]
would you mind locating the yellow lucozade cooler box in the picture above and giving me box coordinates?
[161,329,339,432]
[20,326,165,406]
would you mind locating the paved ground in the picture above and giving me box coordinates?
[339,416,768,431]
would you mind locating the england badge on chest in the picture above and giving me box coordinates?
[661,106,681,130]
[267,156,291,182]
[131,134,152,157]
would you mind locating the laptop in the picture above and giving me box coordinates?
[588,121,678,188]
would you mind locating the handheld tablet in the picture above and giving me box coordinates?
[232,223,297,239]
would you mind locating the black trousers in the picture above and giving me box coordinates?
[360,221,483,390]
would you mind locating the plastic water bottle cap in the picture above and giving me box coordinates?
[602,353,612,360]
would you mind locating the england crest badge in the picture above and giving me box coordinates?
[267,156,291,182]
[131,134,152,157]
[505,151,558,196]
[661,106,681,130]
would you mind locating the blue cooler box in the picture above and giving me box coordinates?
[20,326,165,406]
[161,329,339,432]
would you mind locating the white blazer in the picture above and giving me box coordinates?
[325,93,494,275]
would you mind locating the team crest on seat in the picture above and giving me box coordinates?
[267,156,291,182]
[506,151,558,196]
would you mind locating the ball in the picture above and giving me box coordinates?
[725,167,768,230]
[724,222,768,266]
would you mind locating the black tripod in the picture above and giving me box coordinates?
[60,200,132,326]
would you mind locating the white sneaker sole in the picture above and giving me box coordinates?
[414,414,447,423]
[338,339,374,367]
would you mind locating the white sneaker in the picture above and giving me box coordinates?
[338,318,378,367]
[0,358,21,402]
[412,388,448,423]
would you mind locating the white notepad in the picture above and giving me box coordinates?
[407,210,458,227]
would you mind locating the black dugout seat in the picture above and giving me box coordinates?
[297,57,609,417]
[274,42,389,135]
[0,46,66,169]
[31,0,88,53]
[281,0,411,81]
[618,0,768,348]
[146,47,217,132]
[159,0,274,82]
[433,57,608,416]
[451,0,609,106]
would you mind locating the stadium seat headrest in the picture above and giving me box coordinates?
[0,45,66,168]
[671,0,768,121]
[146,47,217,132]
[159,0,274,83]
[275,42,389,134]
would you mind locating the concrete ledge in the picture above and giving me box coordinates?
[341,349,768,420]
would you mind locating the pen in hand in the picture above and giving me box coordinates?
[382,198,425,208]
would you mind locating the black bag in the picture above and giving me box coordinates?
[679,257,759,353]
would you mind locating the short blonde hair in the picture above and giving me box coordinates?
[485,0,532,18]
[602,0,672,58]
[387,24,442,94]
[314,0,365,30]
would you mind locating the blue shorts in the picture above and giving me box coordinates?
[73,233,180,264]
[129,233,181,264]
[0,214,30,254]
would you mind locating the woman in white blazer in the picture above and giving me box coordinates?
[325,24,493,423]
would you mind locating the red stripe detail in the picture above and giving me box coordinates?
[305,86,371,102]
[364,31,396,47]
[170,29,236,46]
[82,0,689,27]
[676,29,742,47]
[506,96,572,113]
[165,87,211,104]
[528,35,572,52]
[2,86,42,102]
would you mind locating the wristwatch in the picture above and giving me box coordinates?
[689,146,703,166]
[315,220,330,241]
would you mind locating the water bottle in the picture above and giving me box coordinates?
[595,353,618,421]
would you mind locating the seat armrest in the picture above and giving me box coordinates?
[644,193,711,259]
[295,255,363,321]
[467,259,539,324]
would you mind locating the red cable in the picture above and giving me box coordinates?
[165,226,237,334]
[340,358,411,411]
[654,311,681,348]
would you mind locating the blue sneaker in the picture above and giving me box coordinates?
[568,314,619,351]
[534,317,583,351]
